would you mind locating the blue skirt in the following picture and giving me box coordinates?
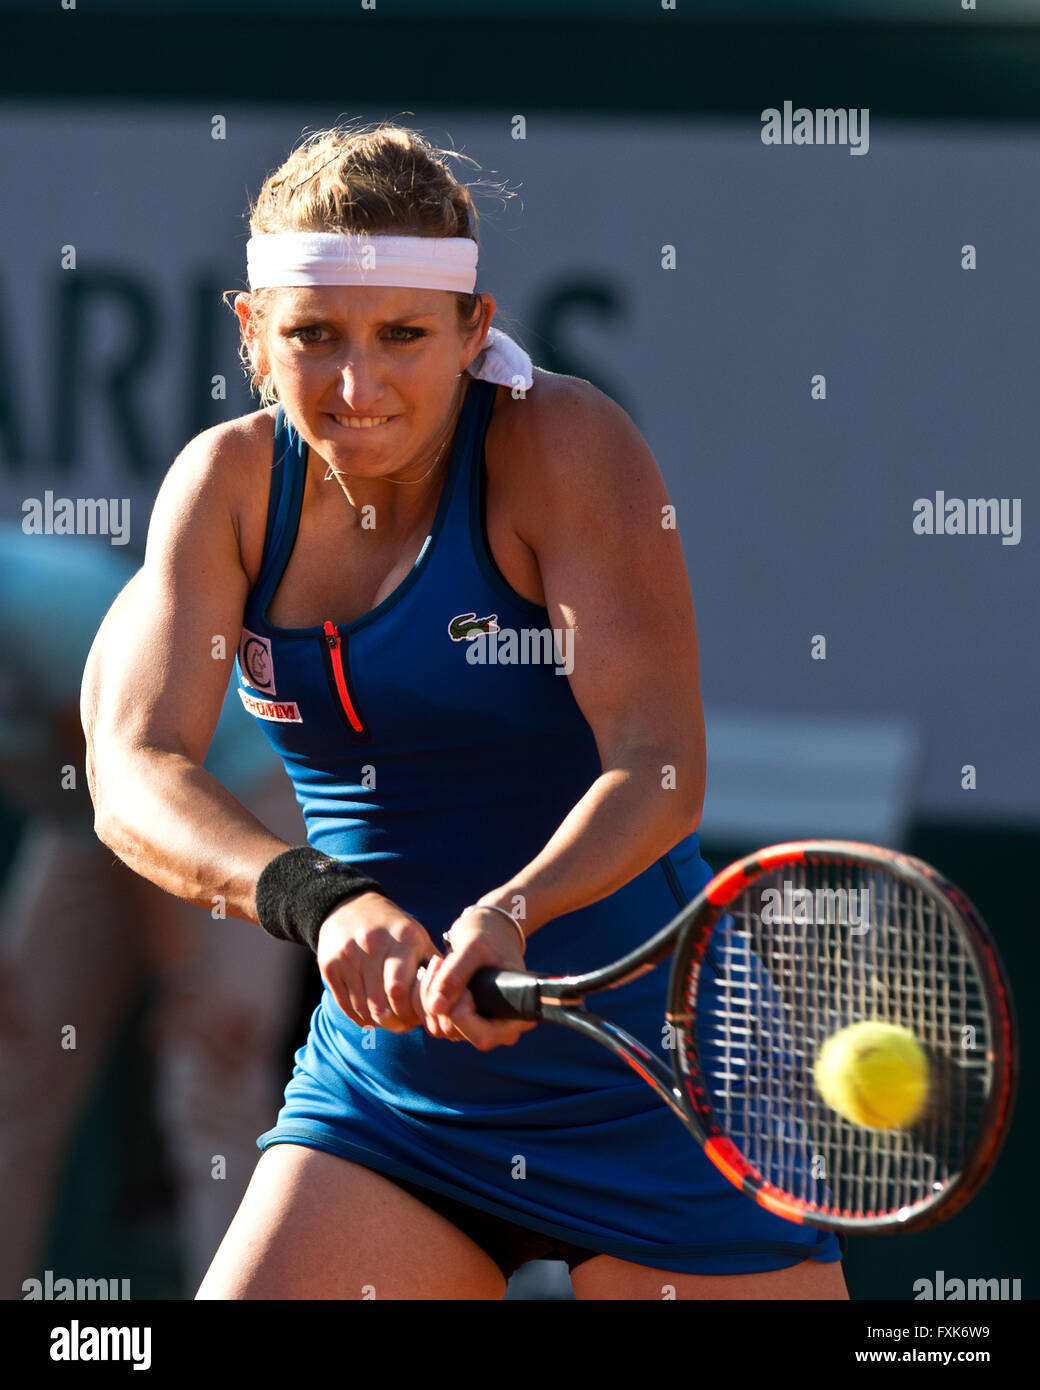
[257,838,846,1275]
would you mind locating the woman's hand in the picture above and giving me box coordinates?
[316,891,439,1033]
[419,908,538,1051]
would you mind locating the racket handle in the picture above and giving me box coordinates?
[468,967,543,1021]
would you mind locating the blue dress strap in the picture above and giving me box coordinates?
[247,404,307,622]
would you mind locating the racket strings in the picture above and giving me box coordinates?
[684,861,993,1221]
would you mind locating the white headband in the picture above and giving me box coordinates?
[246,232,478,293]
[244,231,533,390]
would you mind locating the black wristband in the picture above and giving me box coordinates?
[255,846,384,953]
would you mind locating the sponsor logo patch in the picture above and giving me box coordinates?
[237,688,302,723]
[448,611,500,641]
[239,627,276,695]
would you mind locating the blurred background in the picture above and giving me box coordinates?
[1,0,1036,1300]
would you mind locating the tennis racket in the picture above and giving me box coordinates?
[468,840,1017,1235]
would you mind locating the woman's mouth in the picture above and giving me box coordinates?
[327,412,395,431]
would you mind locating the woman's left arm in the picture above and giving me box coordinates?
[423,376,706,1043]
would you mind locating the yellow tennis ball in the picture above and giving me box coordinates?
[813,1021,929,1129]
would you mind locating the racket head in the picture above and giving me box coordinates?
[666,840,1017,1234]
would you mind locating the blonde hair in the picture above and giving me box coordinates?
[229,119,519,406]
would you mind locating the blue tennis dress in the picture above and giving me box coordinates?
[240,378,844,1274]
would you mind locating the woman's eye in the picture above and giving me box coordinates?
[289,326,328,345]
[288,326,427,346]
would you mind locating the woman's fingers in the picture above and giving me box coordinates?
[377,952,425,1030]
[317,909,437,1031]
[420,956,467,1041]
[446,991,537,1050]
[424,911,531,1049]
[315,901,522,1043]
[421,956,534,1047]
[424,944,476,1017]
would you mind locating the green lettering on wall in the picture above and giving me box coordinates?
[530,279,631,419]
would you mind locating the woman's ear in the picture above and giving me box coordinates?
[461,292,497,372]
[475,292,497,344]
[233,292,252,334]
[234,294,269,375]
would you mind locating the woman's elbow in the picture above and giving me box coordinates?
[85,735,138,851]
[666,753,705,837]
[89,769,123,851]
[673,791,704,839]
[638,745,704,835]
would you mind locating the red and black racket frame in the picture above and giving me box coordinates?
[469,840,1018,1237]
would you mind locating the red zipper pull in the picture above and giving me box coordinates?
[322,619,364,734]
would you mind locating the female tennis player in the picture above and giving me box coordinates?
[82,122,848,1300]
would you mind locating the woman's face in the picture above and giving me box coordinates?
[237,284,494,479]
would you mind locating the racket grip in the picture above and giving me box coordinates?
[468,967,543,1021]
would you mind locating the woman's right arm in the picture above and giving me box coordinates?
[81,421,527,1043]
[81,421,292,922]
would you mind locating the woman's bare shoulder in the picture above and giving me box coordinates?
[491,366,608,431]
[487,365,668,560]
[488,366,645,491]
[157,405,279,589]
[167,404,277,481]
[184,403,278,468]
[489,365,640,468]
